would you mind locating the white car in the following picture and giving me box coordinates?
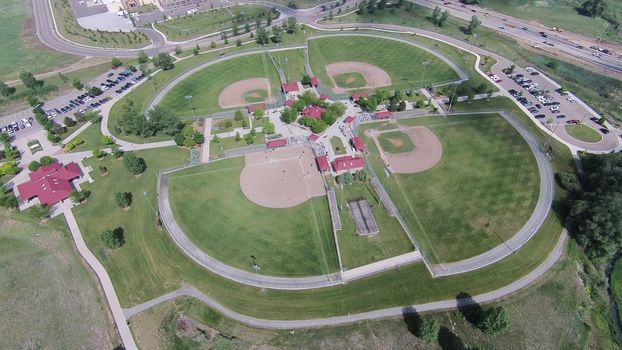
[567,96,576,102]
[550,106,560,112]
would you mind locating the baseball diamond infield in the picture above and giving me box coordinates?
[325,62,392,93]
[218,78,274,109]
[240,147,326,209]
[369,126,443,174]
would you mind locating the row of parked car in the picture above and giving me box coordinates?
[2,117,35,134]
[113,72,145,94]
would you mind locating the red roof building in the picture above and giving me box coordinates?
[352,136,366,152]
[344,116,355,124]
[310,76,319,87]
[315,156,330,172]
[302,105,325,120]
[284,99,295,107]
[247,103,266,113]
[351,93,369,101]
[17,162,82,206]
[332,156,365,173]
[308,134,320,142]
[375,111,393,119]
[319,94,328,100]
[266,139,288,149]
[281,82,300,93]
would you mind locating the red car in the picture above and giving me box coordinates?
[566,119,580,124]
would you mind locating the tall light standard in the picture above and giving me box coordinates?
[185,95,197,121]
[471,33,478,51]
[285,57,289,82]
[143,191,161,230]
[420,60,429,89]
[250,255,263,291]
[447,83,459,114]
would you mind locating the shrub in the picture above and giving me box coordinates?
[28,161,41,171]
[102,135,114,145]
[114,192,132,208]
[64,138,84,151]
[415,317,439,344]
[124,152,147,175]
[479,306,510,335]
[100,228,125,249]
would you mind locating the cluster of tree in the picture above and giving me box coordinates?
[262,119,275,134]
[70,189,91,204]
[298,117,327,133]
[101,227,125,249]
[0,180,18,209]
[281,91,346,132]
[0,71,57,108]
[414,317,440,344]
[579,0,619,30]
[153,53,175,71]
[27,156,55,172]
[448,82,494,102]
[0,81,16,97]
[116,102,183,138]
[355,89,407,112]
[465,15,481,34]
[0,133,19,161]
[33,107,66,143]
[114,192,133,208]
[174,125,205,148]
[255,17,298,45]
[457,293,511,336]
[336,169,367,185]
[0,161,19,177]
[124,152,147,175]
[431,6,450,27]
[92,148,107,159]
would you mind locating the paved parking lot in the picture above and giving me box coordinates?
[1,68,144,140]
[492,65,619,152]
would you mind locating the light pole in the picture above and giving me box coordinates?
[447,83,459,113]
[143,191,161,230]
[472,33,478,51]
[185,95,197,121]
[250,255,263,291]
[420,60,429,89]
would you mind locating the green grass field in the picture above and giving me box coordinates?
[66,122,107,153]
[330,136,347,155]
[0,211,115,348]
[154,6,271,41]
[167,157,339,276]
[377,130,415,154]
[271,49,308,82]
[159,54,280,118]
[308,36,460,92]
[245,89,268,103]
[210,133,265,158]
[564,124,603,143]
[0,0,76,80]
[211,117,247,133]
[360,114,540,264]
[334,181,414,269]
[333,72,367,89]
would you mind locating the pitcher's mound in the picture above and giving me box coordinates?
[218,78,273,108]
[240,147,326,208]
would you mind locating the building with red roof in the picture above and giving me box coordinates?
[247,103,266,113]
[332,155,365,174]
[284,99,295,107]
[266,139,288,149]
[351,93,369,101]
[17,162,82,206]
[302,105,325,120]
[375,111,393,119]
[310,76,319,87]
[308,134,320,142]
[281,82,301,93]
[315,156,330,172]
[344,116,355,124]
[352,136,366,152]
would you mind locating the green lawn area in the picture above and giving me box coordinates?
[154,6,273,41]
[0,211,115,348]
[270,48,308,82]
[210,133,265,158]
[66,122,108,153]
[564,124,603,143]
[330,136,347,155]
[360,114,540,264]
[308,36,460,92]
[211,117,248,134]
[167,157,339,276]
[333,72,367,89]
[0,0,76,80]
[50,0,149,48]
[334,181,414,269]
[245,89,268,103]
[377,130,415,154]
[159,53,280,118]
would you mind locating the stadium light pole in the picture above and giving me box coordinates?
[185,95,197,121]
[447,83,459,113]
[250,255,263,291]
[143,191,160,229]
[420,60,429,89]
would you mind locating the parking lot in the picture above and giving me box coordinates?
[0,68,144,140]
[492,65,619,151]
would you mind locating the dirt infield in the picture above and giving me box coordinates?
[368,126,443,174]
[240,147,326,209]
[325,61,392,94]
[218,78,273,109]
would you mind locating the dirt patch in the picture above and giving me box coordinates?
[367,126,443,174]
[240,147,325,208]
[218,78,274,109]
[388,138,403,147]
[345,77,356,84]
[249,92,261,98]
[325,61,392,94]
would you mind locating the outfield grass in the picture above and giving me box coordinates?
[308,36,460,92]
[330,136,347,155]
[167,157,339,276]
[154,6,272,41]
[564,124,603,143]
[159,54,280,118]
[377,130,415,154]
[0,210,115,348]
[333,72,367,89]
[0,0,76,80]
[50,0,149,48]
[360,114,540,264]
[334,181,414,269]
[271,49,308,82]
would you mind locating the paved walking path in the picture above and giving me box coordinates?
[64,210,138,350]
[201,118,212,163]
[123,230,567,328]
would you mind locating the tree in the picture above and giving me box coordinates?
[72,78,84,90]
[112,146,124,159]
[27,95,40,107]
[0,81,16,97]
[367,0,376,14]
[32,204,50,220]
[466,15,481,34]
[271,26,283,43]
[210,41,217,49]
[70,189,91,204]
[358,0,367,14]
[244,133,254,145]
[39,156,54,165]
[102,135,114,145]
[236,38,242,47]
[123,152,147,175]
[63,116,76,127]
[439,10,450,27]
[378,0,387,10]
[234,109,244,121]
[137,50,149,64]
[235,132,241,142]
[580,0,606,18]
[89,86,103,96]
[280,108,298,123]
[479,307,510,335]
[263,120,275,134]
[432,6,441,25]
[111,57,123,68]
[245,23,251,33]
[28,161,41,171]
[174,46,183,55]
[252,108,264,119]
[416,317,440,344]
[152,53,175,70]
[114,192,133,208]
[193,44,200,56]
[92,148,106,158]
[286,16,298,34]
[19,71,42,89]
[232,24,239,36]
[301,74,312,85]
[100,228,125,249]
[256,27,270,45]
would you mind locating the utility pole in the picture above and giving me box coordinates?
[185,95,197,121]
[447,83,459,113]
[420,60,429,88]
[250,255,263,291]
[143,191,161,230]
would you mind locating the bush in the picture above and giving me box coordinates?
[102,135,114,145]
[63,116,77,127]
[479,306,510,335]
[28,161,41,171]
[556,172,581,193]
[114,192,132,208]
[0,161,19,176]
[415,317,440,344]
[92,148,106,158]
[70,189,91,204]
[124,152,147,175]
[64,137,84,151]
[98,166,108,175]
[112,146,124,159]
[100,228,125,249]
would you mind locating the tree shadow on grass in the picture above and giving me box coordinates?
[401,306,421,336]
[438,326,467,350]
[456,292,484,327]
